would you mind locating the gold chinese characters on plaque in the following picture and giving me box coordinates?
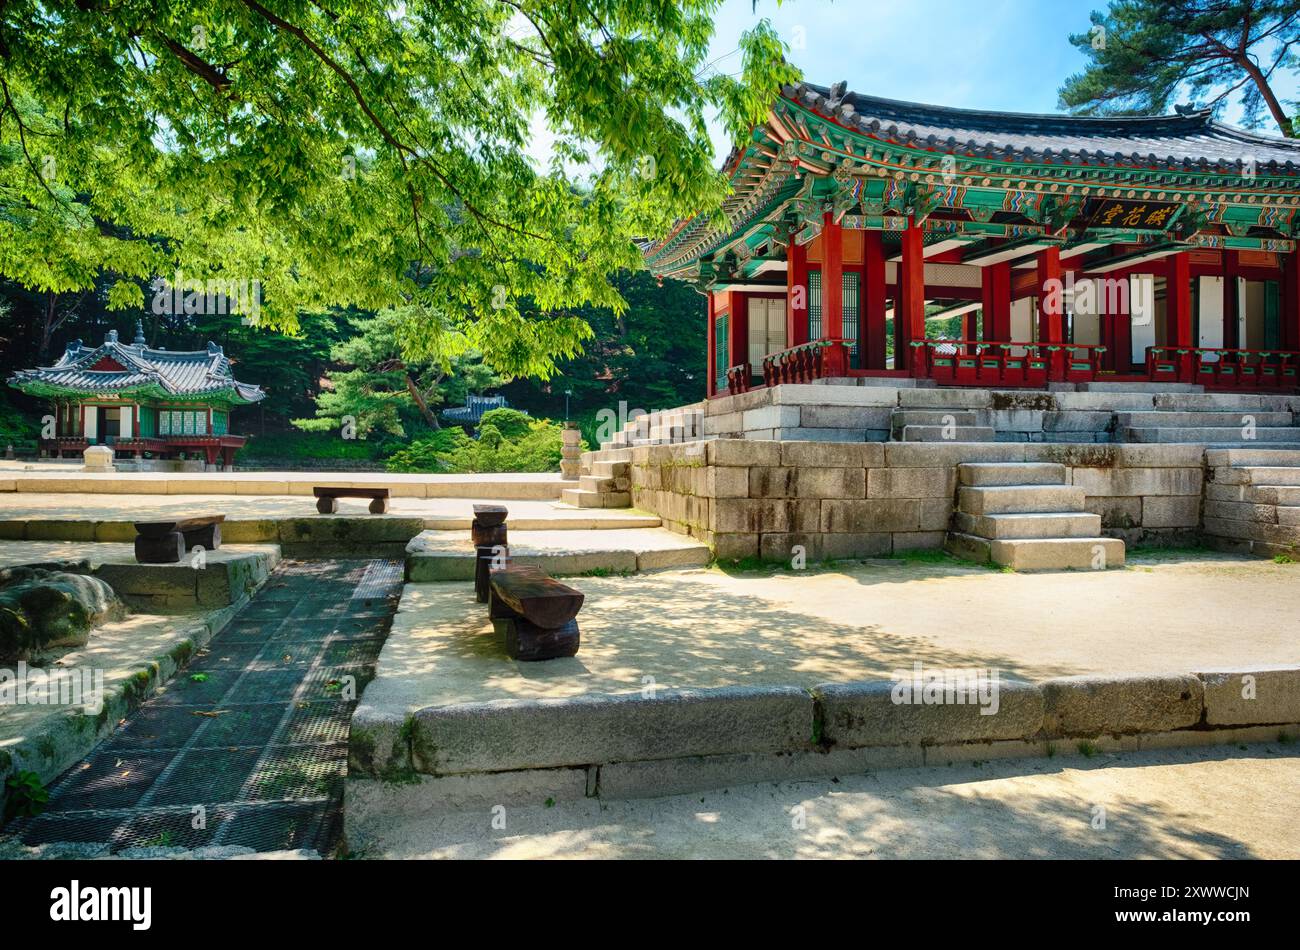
[1085,199,1181,230]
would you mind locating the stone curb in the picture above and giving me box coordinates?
[405,685,814,776]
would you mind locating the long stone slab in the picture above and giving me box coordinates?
[815,679,1045,747]
[1197,668,1300,726]
[1041,674,1203,737]
[407,685,815,775]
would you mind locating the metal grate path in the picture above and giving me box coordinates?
[11,559,403,855]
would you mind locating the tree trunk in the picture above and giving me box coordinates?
[1239,56,1294,137]
[406,373,440,429]
[40,291,57,356]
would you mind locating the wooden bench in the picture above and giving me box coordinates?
[133,515,224,564]
[488,565,584,661]
[313,486,390,514]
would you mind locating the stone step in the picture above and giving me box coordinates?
[1153,393,1296,411]
[1248,485,1300,505]
[1116,411,1295,427]
[890,409,980,428]
[953,510,1103,540]
[957,484,1086,515]
[590,460,631,479]
[405,528,712,581]
[1239,466,1300,486]
[946,533,1125,571]
[1077,381,1202,393]
[578,474,629,493]
[958,462,1067,487]
[1117,426,1300,443]
[899,425,996,442]
[560,488,632,509]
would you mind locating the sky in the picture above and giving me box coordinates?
[523,0,1299,171]
[703,0,1297,161]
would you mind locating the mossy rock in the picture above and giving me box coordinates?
[0,567,126,662]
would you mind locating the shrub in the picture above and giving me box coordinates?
[386,418,572,473]
[477,407,531,440]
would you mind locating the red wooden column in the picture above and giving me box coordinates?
[787,239,809,347]
[961,310,979,353]
[897,216,926,372]
[706,291,717,397]
[821,213,847,375]
[1037,246,1064,379]
[980,262,1011,343]
[1222,250,1240,350]
[1283,249,1300,352]
[1111,282,1132,372]
[729,292,749,375]
[1165,252,1193,379]
[863,230,887,369]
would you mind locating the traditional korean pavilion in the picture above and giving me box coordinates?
[8,322,264,465]
[644,81,1300,395]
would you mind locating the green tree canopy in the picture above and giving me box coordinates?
[1059,0,1300,136]
[0,1,797,377]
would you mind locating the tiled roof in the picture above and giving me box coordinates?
[793,81,1300,171]
[9,330,265,404]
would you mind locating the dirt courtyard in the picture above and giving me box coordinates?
[370,551,1300,709]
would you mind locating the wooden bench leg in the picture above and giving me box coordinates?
[135,531,185,564]
[316,496,339,514]
[182,522,222,551]
[369,496,389,514]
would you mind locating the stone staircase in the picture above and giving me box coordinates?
[945,461,1125,570]
[889,408,995,442]
[1115,394,1300,446]
[1203,449,1300,558]
[562,449,633,508]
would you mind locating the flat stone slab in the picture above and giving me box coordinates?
[0,541,279,611]
[406,528,710,580]
[0,494,661,541]
[1041,673,1203,737]
[3,470,565,499]
[409,685,813,775]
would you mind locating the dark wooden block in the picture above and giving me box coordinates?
[182,521,221,551]
[475,546,509,603]
[134,515,223,539]
[497,617,580,662]
[316,495,338,514]
[368,496,389,514]
[471,522,508,547]
[471,504,508,527]
[135,531,185,564]
[489,566,584,628]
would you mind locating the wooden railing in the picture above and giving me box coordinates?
[761,338,854,387]
[910,340,1107,386]
[1147,346,1299,389]
[725,363,753,395]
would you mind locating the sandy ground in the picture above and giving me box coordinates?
[0,493,658,528]
[369,553,1300,709]
[358,741,1300,859]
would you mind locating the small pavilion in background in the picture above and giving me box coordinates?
[8,321,264,466]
